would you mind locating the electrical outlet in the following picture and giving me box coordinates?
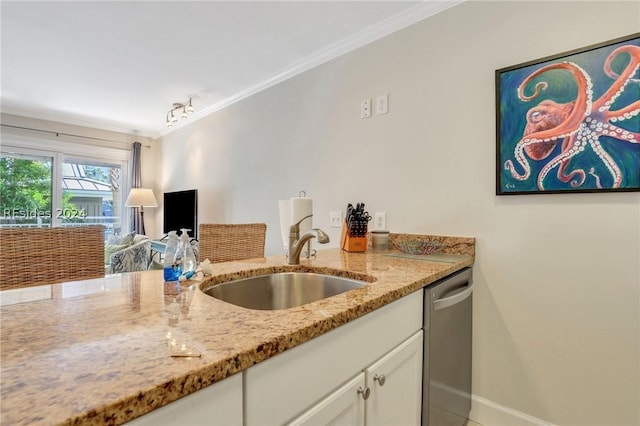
[330,211,343,227]
[374,212,386,230]
[376,94,388,115]
[361,99,371,118]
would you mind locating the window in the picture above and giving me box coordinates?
[0,152,53,228]
[1,139,129,239]
[60,159,123,237]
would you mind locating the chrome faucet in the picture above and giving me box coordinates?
[288,214,330,265]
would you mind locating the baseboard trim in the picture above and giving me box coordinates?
[469,394,555,426]
[431,381,472,416]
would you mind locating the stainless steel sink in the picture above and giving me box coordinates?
[202,272,367,310]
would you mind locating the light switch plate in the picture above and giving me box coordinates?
[376,94,388,115]
[374,212,386,230]
[330,211,343,227]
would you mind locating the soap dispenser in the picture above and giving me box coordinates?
[163,231,180,282]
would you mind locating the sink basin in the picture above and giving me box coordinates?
[202,272,367,310]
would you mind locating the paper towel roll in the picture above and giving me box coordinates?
[278,199,291,251]
[291,197,313,235]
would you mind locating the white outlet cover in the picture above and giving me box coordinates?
[361,99,371,118]
[376,94,388,115]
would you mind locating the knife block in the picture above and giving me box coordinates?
[340,221,367,252]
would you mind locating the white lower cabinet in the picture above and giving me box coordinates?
[288,373,366,426]
[288,331,423,426]
[366,331,423,426]
[245,290,423,425]
[126,372,242,425]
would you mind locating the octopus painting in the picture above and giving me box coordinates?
[497,34,639,194]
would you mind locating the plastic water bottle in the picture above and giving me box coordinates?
[177,228,197,278]
[163,231,180,281]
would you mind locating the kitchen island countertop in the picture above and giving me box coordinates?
[0,235,474,425]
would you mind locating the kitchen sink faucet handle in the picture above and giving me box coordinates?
[290,214,313,236]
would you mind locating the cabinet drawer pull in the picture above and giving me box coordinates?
[374,374,386,386]
[357,386,370,400]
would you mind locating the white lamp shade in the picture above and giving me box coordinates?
[125,188,158,208]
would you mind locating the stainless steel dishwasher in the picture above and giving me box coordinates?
[423,267,473,425]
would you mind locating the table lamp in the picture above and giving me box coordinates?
[125,188,158,235]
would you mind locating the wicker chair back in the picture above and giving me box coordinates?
[0,226,105,290]
[198,223,266,263]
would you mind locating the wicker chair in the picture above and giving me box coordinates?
[198,223,267,263]
[0,226,105,291]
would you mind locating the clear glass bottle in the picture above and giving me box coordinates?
[163,231,180,282]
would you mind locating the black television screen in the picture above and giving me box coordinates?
[163,189,198,238]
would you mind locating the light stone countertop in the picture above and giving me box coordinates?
[0,235,474,425]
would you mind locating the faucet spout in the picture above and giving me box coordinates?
[287,215,330,265]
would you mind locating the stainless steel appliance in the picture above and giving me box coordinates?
[423,267,473,425]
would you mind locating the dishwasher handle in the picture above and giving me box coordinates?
[433,283,473,311]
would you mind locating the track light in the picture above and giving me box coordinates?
[165,97,194,127]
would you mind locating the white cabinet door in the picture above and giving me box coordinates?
[366,331,423,426]
[126,373,243,425]
[287,373,366,426]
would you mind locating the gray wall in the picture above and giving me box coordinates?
[159,2,640,424]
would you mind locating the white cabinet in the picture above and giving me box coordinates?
[245,291,423,425]
[366,331,423,426]
[288,373,366,426]
[126,372,242,425]
[288,331,423,426]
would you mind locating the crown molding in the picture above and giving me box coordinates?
[159,0,464,137]
[1,105,160,139]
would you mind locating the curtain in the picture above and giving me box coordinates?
[129,141,142,233]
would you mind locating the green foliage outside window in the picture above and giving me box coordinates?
[0,157,51,213]
[0,157,78,223]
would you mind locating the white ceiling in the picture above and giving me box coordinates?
[1,1,460,138]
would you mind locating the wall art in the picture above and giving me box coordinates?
[496,33,639,195]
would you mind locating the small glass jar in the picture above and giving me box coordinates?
[371,230,390,251]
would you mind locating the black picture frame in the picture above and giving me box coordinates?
[496,33,639,195]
